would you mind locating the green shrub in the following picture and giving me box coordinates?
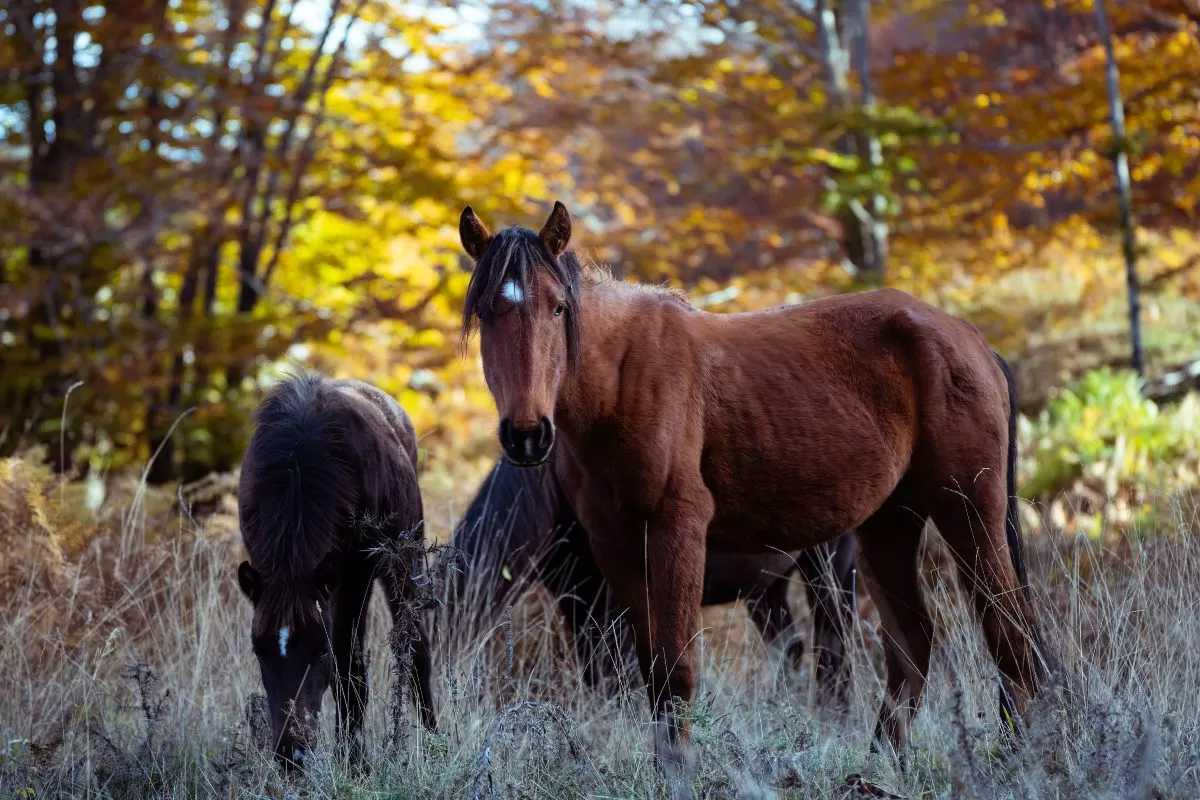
[1021,367,1200,504]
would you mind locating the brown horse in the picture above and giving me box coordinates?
[444,453,858,694]
[459,202,1045,788]
[236,373,437,767]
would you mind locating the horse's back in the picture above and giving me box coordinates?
[684,288,1008,551]
[315,378,424,540]
[331,379,420,472]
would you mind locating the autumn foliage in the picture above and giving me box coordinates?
[1,0,1198,485]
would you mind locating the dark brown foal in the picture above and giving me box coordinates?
[459,201,1045,793]
[236,374,437,767]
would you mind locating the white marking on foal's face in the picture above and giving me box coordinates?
[278,627,290,658]
[500,279,524,304]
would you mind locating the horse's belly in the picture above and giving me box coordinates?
[706,507,847,554]
[701,443,900,553]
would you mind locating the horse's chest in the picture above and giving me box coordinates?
[556,437,655,534]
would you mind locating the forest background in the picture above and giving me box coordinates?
[3,0,1199,506]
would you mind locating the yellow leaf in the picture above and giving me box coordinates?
[528,72,556,99]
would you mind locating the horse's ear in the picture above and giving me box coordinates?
[459,205,492,261]
[538,200,571,258]
[237,561,262,604]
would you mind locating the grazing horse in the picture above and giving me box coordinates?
[236,373,437,767]
[445,454,858,694]
[458,201,1046,790]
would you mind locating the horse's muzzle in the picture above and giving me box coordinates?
[276,741,308,770]
[499,416,554,466]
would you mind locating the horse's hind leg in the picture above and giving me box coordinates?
[855,503,933,757]
[929,481,1039,732]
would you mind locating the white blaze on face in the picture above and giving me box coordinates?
[278,626,291,658]
[500,279,524,305]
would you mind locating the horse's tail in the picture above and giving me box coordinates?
[993,350,1031,602]
[995,350,1058,688]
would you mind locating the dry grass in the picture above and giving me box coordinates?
[1,455,1198,799]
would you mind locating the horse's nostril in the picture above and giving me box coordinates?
[499,418,515,451]
[537,417,553,450]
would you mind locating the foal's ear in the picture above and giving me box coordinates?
[538,200,571,258]
[237,561,263,604]
[459,205,492,262]
[314,551,340,596]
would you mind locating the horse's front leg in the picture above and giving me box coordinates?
[333,563,373,765]
[594,481,711,799]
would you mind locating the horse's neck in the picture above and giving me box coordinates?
[556,281,652,436]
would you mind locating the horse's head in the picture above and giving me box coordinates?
[237,554,338,767]
[459,201,580,467]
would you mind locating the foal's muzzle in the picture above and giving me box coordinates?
[499,416,554,466]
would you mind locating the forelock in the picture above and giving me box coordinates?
[459,226,583,365]
[253,579,325,634]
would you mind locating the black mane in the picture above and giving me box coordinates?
[460,226,583,366]
[238,374,357,590]
[453,457,562,562]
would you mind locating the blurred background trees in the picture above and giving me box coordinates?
[2,0,1199,489]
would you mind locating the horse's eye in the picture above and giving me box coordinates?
[553,304,565,318]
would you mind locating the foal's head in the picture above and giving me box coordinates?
[237,555,338,766]
[460,201,581,467]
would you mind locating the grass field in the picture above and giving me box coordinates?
[1,452,1198,800]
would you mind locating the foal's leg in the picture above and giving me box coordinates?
[799,535,858,700]
[930,482,1039,732]
[746,574,803,670]
[333,564,374,764]
[541,530,629,691]
[855,505,933,757]
[382,573,438,731]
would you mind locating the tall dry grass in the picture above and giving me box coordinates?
[1,454,1197,799]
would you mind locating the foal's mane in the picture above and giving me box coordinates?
[240,373,357,625]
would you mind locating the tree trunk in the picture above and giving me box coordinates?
[27,0,83,472]
[1093,0,1145,377]
[845,0,887,282]
[142,0,178,484]
[816,0,884,283]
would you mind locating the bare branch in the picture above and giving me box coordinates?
[258,0,369,292]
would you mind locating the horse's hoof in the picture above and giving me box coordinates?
[653,721,696,800]
[784,640,805,671]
